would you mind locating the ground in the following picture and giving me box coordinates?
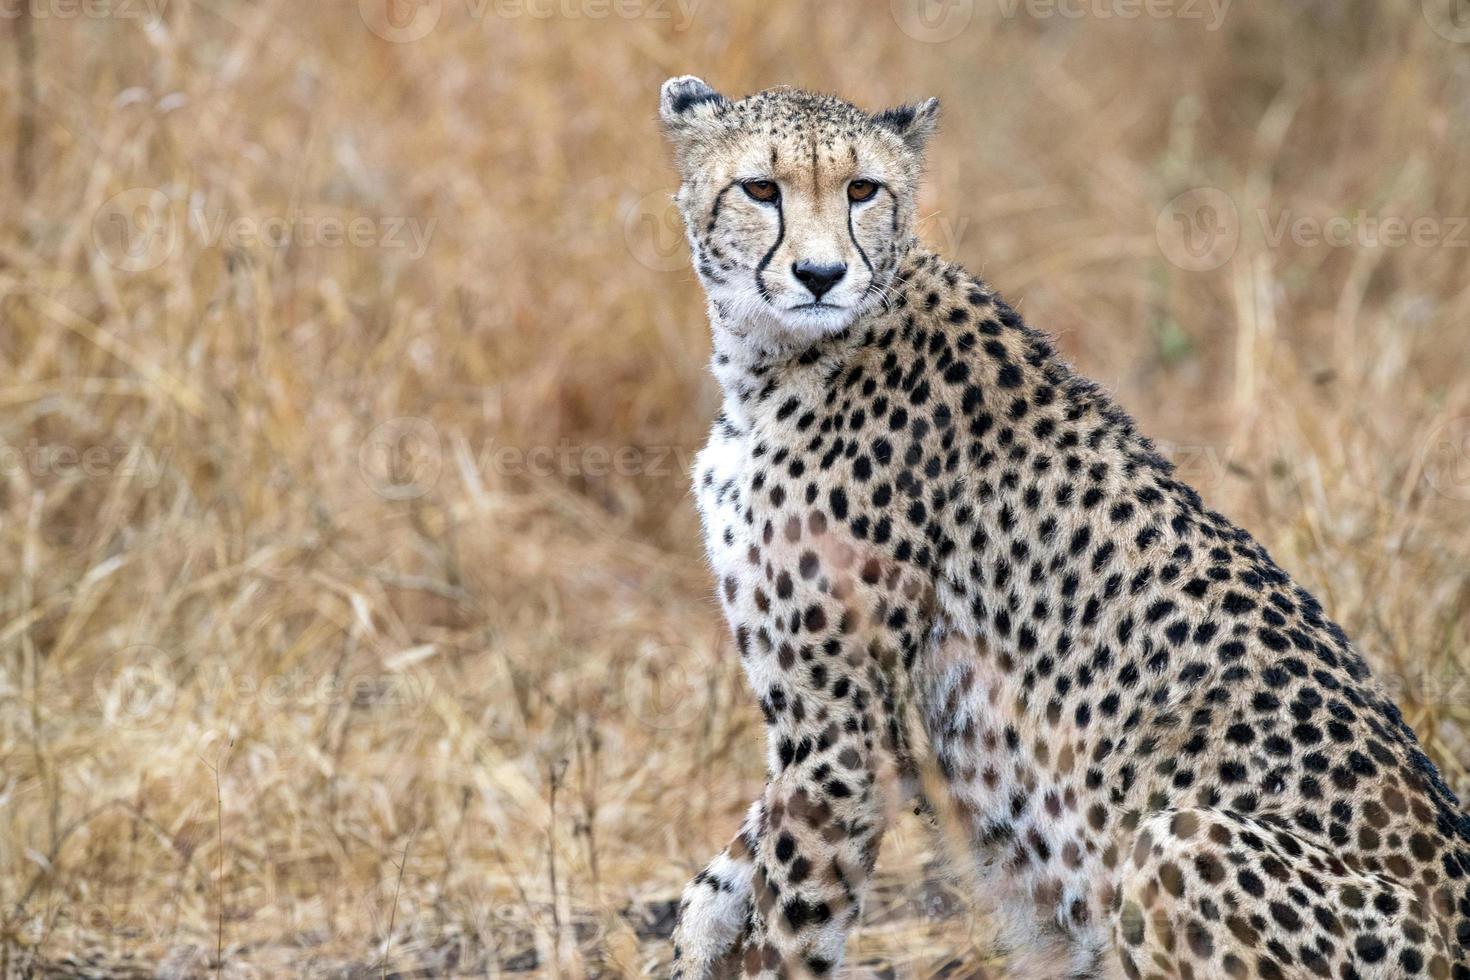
[1,2,1469,977]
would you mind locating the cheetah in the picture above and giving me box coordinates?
[659,75,1470,979]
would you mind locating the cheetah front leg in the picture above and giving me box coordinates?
[673,717,929,979]
[736,708,898,978]
[671,801,762,979]
[729,558,925,977]
[675,662,913,978]
[681,418,932,976]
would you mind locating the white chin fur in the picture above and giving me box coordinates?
[778,304,858,335]
[701,278,886,365]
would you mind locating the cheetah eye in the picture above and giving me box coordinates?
[847,179,880,203]
[742,179,780,203]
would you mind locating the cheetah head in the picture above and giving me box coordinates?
[660,76,938,343]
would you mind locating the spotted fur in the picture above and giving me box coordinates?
[660,76,1470,979]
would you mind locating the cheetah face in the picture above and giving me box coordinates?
[660,76,938,342]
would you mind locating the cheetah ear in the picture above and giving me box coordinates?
[659,75,730,138]
[872,97,940,155]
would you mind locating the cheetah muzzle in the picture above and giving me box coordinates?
[659,75,1470,980]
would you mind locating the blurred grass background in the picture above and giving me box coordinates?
[2,0,1470,975]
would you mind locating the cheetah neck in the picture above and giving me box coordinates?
[705,301,860,433]
[702,253,916,431]
[706,303,840,367]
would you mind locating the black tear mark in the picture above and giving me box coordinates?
[707,180,738,234]
[755,197,785,302]
[848,202,873,275]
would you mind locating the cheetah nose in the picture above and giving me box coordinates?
[792,260,847,301]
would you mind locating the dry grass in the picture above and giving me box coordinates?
[2,1,1469,976]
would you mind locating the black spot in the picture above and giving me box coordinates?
[783,897,831,931]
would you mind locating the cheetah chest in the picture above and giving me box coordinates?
[693,419,754,628]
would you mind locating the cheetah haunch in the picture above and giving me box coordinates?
[660,75,1470,979]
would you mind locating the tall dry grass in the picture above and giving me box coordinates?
[1,0,1469,975]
